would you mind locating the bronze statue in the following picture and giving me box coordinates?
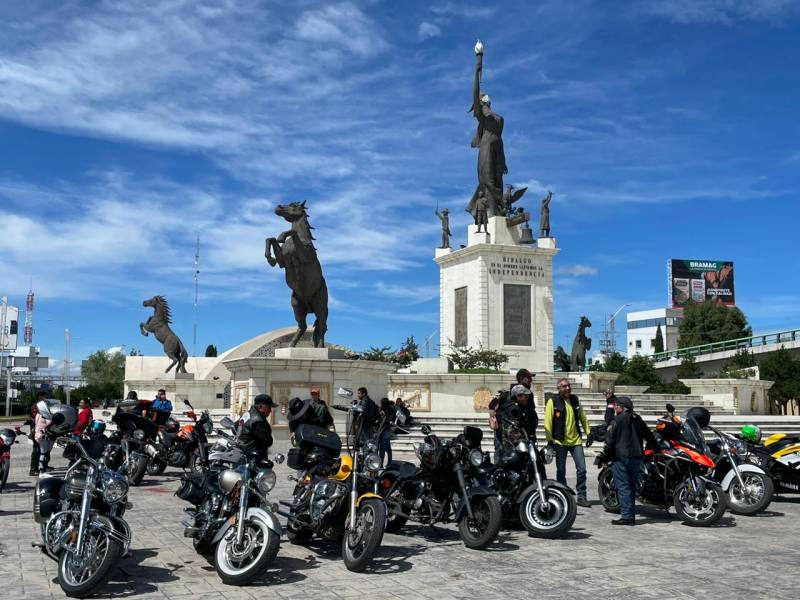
[465,40,507,223]
[475,190,489,233]
[570,316,592,371]
[540,191,552,237]
[265,201,329,347]
[502,184,528,217]
[140,296,189,373]
[435,208,451,248]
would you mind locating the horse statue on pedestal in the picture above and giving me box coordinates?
[265,201,329,348]
[140,295,189,373]
[570,316,592,372]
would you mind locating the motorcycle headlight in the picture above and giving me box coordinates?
[469,449,483,467]
[255,469,277,495]
[364,452,381,471]
[132,429,145,441]
[102,473,129,504]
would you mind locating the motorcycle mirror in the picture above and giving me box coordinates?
[273,453,286,465]
[337,387,353,399]
[219,416,235,429]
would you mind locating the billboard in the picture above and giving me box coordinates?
[669,259,735,308]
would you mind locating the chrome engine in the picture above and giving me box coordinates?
[310,479,346,526]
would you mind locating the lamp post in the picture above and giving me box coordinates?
[64,328,71,405]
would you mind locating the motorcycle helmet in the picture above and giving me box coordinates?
[45,403,78,435]
[89,419,106,435]
[740,424,761,443]
[684,406,711,429]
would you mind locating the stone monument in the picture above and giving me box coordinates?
[435,41,558,373]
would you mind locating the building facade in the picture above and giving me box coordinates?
[626,307,682,358]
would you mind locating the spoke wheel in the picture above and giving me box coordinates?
[58,517,122,598]
[597,469,620,513]
[728,472,773,515]
[673,480,726,526]
[214,516,279,585]
[519,485,577,538]
[342,498,386,572]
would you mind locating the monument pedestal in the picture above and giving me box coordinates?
[274,347,346,360]
[156,371,195,380]
[435,217,558,372]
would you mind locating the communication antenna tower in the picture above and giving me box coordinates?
[193,234,200,357]
[24,289,34,346]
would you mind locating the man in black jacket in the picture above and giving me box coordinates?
[236,394,275,460]
[603,397,657,525]
[603,389,618,425]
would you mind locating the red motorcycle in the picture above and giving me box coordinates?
[0,426,23,493]
[597,407,727,526]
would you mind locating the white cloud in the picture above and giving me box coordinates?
[558,265,598,277]
[418,22,441,40]
[374,282,440,304]
[646,0,800,24]
[430,3,496,19]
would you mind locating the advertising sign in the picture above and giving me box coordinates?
[0,303,19,351]
[669,259,735,307]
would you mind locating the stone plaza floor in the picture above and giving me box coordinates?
[1,440,798,600]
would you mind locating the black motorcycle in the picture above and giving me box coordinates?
[107,410,157,486]
[481,417,577,537]
[35,434,132,598]
[379,424,502,549]
[177,416,282,585]
[146,401,213,475]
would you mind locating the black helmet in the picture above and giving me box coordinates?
[685,406,711,429]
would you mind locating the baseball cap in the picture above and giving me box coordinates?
[253,394,275,407]
[511,384,531,396]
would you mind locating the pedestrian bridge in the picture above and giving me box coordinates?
[652,327,800,379]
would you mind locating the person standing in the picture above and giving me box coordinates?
[236,394,274,460]
[603,397,657,525]
[26,392,46,476]
[544,378,591,507]
[150,389,173,426]
[355,387,379,447]
[34,402,53,474]
[489,368,534,462]
[378,398,395,467]
[75,399,93,435]
[603,389,618,425]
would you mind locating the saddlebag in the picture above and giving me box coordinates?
[175,472,206,506]
[294,425,341,457]
[33,476,65,524]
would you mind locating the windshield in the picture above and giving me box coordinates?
[682,418,709,454]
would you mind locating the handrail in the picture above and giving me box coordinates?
[652,328,800,362]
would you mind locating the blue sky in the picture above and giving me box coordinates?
[1,0,798,371]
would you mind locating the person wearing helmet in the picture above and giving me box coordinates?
[740,424,761,443]
[33,400,53,474]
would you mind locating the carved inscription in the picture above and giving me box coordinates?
[504,284,531,346]
[454,286,468,347]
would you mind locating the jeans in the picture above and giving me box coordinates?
[37,438,53,473]
[555,444,587,498]
[378,430,392,467]
[29,440,41,473]
[612,457,641,521]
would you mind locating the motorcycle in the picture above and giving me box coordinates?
[741,432,800,496]
[278,388,386,572]
[146,400,213,476]
[707,425,773,515]
[479,416,577,538]
[379,422,502,549]
[35,433,132,598]
[597,408,727,526]
[0,426,22,493]
[107,410,156,486]
[177,416,282,585]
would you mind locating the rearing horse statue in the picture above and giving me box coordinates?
[140,295,189,373]
[570,316,592,372]
[265,201,329,347]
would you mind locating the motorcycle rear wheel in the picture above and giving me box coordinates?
[0,460,9,493]
[597,469,620,513]
[214,515,280,585]
[518,484,577,538]
[127,456,147,486]
[146,457,167,476]
[727,471,773,515]
[342,498,386,572]
[458,495,502,549]
[673,480,726,526]
[57,516,122,598]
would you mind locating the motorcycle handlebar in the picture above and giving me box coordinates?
[332,404,352,412]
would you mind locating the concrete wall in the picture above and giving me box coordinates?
[680,378,775,415]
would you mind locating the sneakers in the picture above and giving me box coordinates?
[577,496,591,508]
[612,518,635,526]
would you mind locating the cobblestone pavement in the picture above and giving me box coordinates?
[1,438,798,600]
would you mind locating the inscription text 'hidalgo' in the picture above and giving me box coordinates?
[488,256,545,279]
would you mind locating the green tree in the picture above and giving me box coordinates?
[128,348,143,356]
[718,349,758,378]
[395,336,420,367]
[446,341,508,372]
[205,344,218,357]
[676,356,703,379]
[81,350,125,401]
[361,346,395,362]
[654,325,664,354]
[678,300,752,348]
[759,347,800,414]
[587,351,626,374]
[615,355,662,388]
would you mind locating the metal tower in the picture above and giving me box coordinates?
[193,234,200,357]
[24,289,34,345]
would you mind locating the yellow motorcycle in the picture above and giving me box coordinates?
[277,389,385,572]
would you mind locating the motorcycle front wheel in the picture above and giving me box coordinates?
[214,515,280,585]
[727,471,774,515]
[146,457,167,476]
[57,516,123,598]
[342,498,386,572]
[458,495,502,549]
[673,480,726,526]
[518,484,577,538]
[597,468,620,513]
[0,459,9,493]
[126,455,147,486]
